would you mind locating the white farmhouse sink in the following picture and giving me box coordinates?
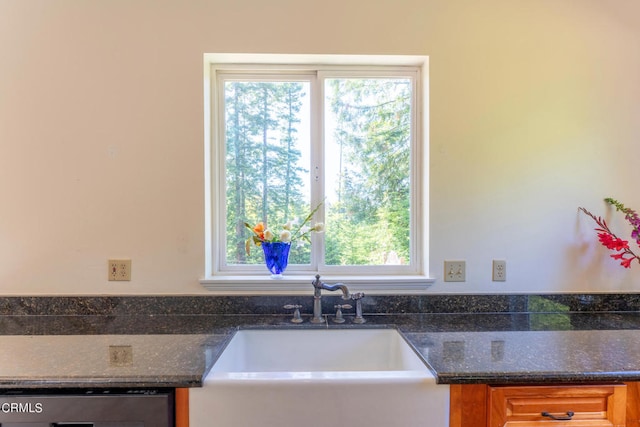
[190,328,450,427]
[210,328,428,374]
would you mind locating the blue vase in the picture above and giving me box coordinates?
[261,242,291,278]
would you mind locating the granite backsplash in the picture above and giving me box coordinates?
[1,293,639,317]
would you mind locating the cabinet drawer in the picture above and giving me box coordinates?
[488,384,627,427]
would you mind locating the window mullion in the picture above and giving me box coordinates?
[310,72,324,270]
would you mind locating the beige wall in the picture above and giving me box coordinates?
[0,0,639,295]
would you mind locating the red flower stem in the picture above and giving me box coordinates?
[579,207,640,264]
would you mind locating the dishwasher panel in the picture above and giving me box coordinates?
[0,389,174,427]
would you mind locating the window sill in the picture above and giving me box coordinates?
[199,274,435,295]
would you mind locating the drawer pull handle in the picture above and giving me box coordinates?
[541,411,575,421]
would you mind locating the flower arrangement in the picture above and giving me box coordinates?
[244,202,324,255]
[579,198,640,268]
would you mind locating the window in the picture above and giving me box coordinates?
[202,54,431,293]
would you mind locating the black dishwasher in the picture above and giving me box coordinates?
[0,388,174,426]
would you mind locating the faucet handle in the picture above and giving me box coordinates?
[332,304,352,323]
[283,304,303,324]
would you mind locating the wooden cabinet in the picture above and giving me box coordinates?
[176,388,189,427]
[488,384,626,427]
[451,383,628,427]
[624,383,640,427]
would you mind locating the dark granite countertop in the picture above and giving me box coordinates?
[380,312,640,385]
[2,309,640,388]
[0,314,264,389]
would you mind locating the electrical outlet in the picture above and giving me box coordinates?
[492,260,506,281]
[108,259,131,281]
[444,260,466,282]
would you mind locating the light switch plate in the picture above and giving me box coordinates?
[108,259,131,281]
[444,260,465,282]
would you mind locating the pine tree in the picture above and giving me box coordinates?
[224,81,308,265]
[325,78,411,265]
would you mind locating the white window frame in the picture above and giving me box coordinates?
[201,54,433,294]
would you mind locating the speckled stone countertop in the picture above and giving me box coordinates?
[0,314,269,389]
[2,294,640,388]
[400,312,640,384]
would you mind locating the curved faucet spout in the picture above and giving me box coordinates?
[327,283,350,299]
[312,274,350,299]
[311,275,351,323]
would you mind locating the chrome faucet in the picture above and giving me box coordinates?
[311,274,350,323]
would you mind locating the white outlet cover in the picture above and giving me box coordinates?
[492,260,506,282]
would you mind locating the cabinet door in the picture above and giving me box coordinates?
[176,388,189,427]
[488,384,626,427]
